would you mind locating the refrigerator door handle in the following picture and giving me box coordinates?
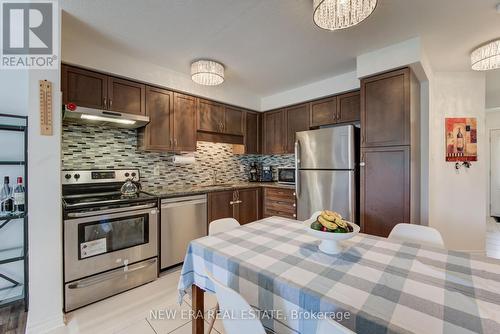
[295,140,301,197]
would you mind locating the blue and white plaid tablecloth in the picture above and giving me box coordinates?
[178,217,500,334]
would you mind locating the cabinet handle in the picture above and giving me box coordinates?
[109,99,113,108]
[103,97,107,108]
[170,138,173,147]
[174,138,178,147]
[360,162,366,167]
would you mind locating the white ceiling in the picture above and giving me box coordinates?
[61,0,500,97]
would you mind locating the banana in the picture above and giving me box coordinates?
[321,210,343,223]
[318,215,338,230]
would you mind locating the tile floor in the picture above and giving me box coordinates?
[48,267,224,334]
[487,217,500,259]
[47,224,500,334]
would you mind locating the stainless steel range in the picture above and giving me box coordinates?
[62,169,158,312]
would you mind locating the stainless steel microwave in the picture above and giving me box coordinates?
[277,167,295,184]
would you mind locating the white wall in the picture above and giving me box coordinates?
[61,18,261,111]
[428,72,487,251]
[260,71,359,111]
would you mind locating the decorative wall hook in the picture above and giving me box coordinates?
[455,161,472,170]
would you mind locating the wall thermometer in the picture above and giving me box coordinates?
[39,80,53,136]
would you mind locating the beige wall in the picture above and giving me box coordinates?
[428,72,487,251]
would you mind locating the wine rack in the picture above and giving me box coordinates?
[0,113,28,311]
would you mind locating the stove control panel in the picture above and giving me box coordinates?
[61,169,140,185]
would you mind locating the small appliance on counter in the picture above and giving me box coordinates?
[248,162,260,182]
[277,167,295,185]
[61,169,158,312]
[260,165,274,182]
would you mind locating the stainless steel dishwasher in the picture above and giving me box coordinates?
[160,194,207,269]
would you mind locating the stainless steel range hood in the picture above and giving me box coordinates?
[63,105,150,129]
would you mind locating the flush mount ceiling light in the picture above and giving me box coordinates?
[313,0,377,31]
[191,60,224,86]
[471,39,500,71]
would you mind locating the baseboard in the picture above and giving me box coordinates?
[26,312,65,334]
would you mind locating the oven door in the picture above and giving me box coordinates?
[64,203,158,283]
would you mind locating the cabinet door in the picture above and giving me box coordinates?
[337,91,360,123]
[224,106,245,135]
[310,97,337,127]
[361,68,410,147]
[361,146,410,237]
[107,77,146,115]
[62,65,108,109]
[285,103,310,153]
[245,112,261,154]
[197,99,225,133]
[208,191,235,223]
[142,86,173,151]
[263,109,286,154]
[235,188,260,225]
[173,93,197,152]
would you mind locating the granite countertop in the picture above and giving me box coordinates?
[142,182,295,198]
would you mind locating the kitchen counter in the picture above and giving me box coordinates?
[143,182,295,198]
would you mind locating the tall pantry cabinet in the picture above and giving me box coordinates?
[360,67,420,237]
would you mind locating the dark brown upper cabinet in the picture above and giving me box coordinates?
[197,99,225,133]
[361,68,410,147]
[285,103,310,153]
[224,106,245,136]
[360,146,410,237]
[309,90,360,127]
[197,100,244,136]
[263,109,286,154]
[107,77,146,115]
[310,97,337,127]
[62,64,146,115]
[139,86,173,151]
[139,89,196,152]
[62,64,108,110]
[337,91,360,124]
[172,93,197,151]
[245,111,261,154]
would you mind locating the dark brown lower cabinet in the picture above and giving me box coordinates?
[207,188,261,227]
[263,187,297,219]
[360,146,410,237]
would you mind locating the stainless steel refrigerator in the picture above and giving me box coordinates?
[295,125,358,222]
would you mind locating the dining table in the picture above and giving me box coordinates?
[177,216,500,334]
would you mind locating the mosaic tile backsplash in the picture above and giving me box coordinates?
[62,122,295,188]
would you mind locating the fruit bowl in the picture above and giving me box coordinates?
[304,211,360,255]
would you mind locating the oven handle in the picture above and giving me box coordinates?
[67,258,157,289]
[67,203,157,218]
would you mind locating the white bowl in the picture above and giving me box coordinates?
[303,219,360,254]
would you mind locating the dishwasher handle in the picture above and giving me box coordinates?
[161,199,207,209]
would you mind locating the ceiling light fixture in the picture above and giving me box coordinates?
[313,0,377,31]
[191,60,224,86]
[471,39,500,71]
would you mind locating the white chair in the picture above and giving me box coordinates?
[209,218,240,236]
[388,223,445,248]
[207,218,240,333]
[205,270,266,334]
[317,317,355,334]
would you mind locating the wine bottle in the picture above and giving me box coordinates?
[456,128,464,153]
[0,176,12,213]
[13,176,25,213]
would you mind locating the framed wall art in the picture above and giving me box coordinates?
[445,117,477,162]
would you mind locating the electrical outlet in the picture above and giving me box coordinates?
[153,163,160,176]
